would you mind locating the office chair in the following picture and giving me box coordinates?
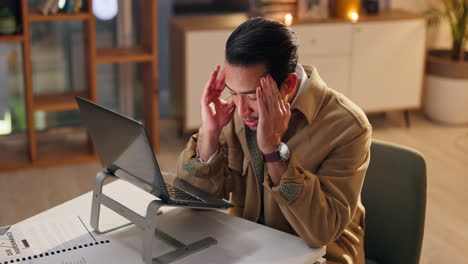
[362,140,427,264]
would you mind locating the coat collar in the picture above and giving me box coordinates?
[291,65,327,124]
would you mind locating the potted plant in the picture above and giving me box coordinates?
[424,0,468,124]
[0,8,17,35]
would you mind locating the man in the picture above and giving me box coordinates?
[177,17,371,264]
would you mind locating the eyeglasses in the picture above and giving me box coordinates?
[222,86,258,102]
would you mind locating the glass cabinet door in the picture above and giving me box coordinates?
[34,109,90,162]
[0,43,28,168]
[97,62,144,122]
[30,21,86,96]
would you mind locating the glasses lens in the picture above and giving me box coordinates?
[221,90,232,102]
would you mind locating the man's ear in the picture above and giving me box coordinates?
[282,73,298,97]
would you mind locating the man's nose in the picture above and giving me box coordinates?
[236,96,251,118]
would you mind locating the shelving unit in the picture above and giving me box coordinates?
[0,34,24,42]
[33,91,87,111]
[96,47,154,63]
[0,0,159,171]
[28,12,91,21]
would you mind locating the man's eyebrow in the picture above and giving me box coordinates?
[225,84,257,95]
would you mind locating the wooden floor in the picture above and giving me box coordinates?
[1,112,467,263]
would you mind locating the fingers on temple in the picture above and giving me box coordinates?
[279,96,287,115]
[260,78,270,113]
[215,68,226,93]
[203,65,221,103]
[268,75,281,98]
[257,86,265,116]
[267,76,280,114]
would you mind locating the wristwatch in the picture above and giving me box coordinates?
[263,142,290,162]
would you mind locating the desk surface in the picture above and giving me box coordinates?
[19,179,325,264]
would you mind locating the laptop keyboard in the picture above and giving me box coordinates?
[165,184,204,202]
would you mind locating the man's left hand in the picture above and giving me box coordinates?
[256,75,291,154]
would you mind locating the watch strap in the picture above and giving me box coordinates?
[263,150,282,162]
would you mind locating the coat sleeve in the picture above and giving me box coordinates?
[176,132,244,200]
[264,125,372,248]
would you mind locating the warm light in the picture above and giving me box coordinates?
[349,11,359,23]
[333,0,361,19]
[284,13,293,26]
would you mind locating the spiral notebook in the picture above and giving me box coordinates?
[0,216,117,264]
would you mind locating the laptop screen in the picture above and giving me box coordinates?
[76,97,168,198]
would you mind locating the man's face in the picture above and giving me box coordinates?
[224,63,269,131]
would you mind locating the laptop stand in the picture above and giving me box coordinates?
[90,171,217,264]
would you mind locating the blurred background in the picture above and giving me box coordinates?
[0,0,466,263]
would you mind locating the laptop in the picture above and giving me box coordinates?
[75,97,233,209]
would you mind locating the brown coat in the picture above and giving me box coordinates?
[177,65,371,264]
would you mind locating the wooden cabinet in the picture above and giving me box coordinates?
[184,30,231,130]
[0,0,159,171]
[171,10,426,133]
[294,23,352,95]
[349,20,426,112]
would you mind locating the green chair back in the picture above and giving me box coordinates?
[362,140,427,264]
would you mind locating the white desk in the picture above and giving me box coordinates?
[17,179,325,264]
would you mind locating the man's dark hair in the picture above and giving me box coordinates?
[225,17,298,88]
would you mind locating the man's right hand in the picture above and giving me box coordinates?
[197,65,235,161]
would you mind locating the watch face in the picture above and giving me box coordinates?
[278,143,290,161]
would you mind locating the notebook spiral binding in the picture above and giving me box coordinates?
[2,240,111,264]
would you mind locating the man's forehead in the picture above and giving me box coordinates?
[223,65,268,94]
[225,83,257,95]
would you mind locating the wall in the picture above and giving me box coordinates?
[391,0,460,50]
